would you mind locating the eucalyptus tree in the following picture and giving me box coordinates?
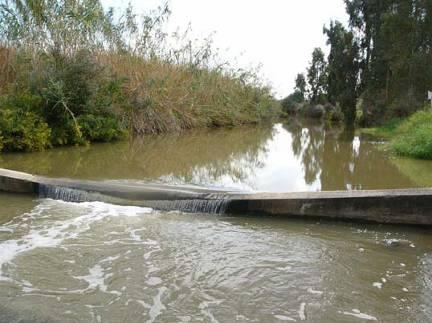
[294,73,307,101]
[344,0,432,121]
[306,48,328,104]
[324,20,360,124]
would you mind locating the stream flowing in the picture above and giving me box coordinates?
[1,121,432,322]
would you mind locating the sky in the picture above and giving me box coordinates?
[102,0,348,99]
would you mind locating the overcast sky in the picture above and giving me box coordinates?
[102,0,348,98]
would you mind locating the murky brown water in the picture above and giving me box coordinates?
[1,121,432,322]
[1,121,431,191]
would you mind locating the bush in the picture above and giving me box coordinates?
[0,51,129,150]
[391,110,432,159]
[0,109,51,152]
[327,105,344,123]
[0,2,281,153]
[280,92,303,114]
[78,114,127,142]
[0,91,44,115]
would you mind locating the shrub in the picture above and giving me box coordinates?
[391,110,432,159]
[327,105,344,123]
[78,114,127,142]
[0,91,44,115]
[280,92,303,114]
[0,0,282,153]
[49,117,84,146]
[0,109,51,152]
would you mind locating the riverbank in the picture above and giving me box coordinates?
[361,109,432,160]
[0,2,280,153]
[0,48,280,153]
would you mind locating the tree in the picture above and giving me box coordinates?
[306,48,327,104]
[294,73,307,100]
[324,21,360,124]
[344,0,432,123]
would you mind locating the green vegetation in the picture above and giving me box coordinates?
[392,111,432,159]
[361,118,403,139]
[280,0,432,159]
[282,0,432,127]
[0,1,279,153]
[363,110,432,160]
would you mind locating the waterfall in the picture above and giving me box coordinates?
[143,199,230,214]
[38,183,230,214]
[38,184,91,203]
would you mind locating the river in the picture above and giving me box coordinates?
[0,121,431,322]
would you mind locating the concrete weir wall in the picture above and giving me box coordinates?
[226,191,432,225]
[1,168,432,225]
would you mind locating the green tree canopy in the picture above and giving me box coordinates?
[294,73,307,100]
[324,20,360,124]
[306,48,327,104]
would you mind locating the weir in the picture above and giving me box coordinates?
[1,168,432,225]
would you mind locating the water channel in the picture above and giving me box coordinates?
[0,121,431,322]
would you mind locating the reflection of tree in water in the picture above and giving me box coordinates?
[0,126,274,187]
[285,120,324,185]
[284,120,414,191]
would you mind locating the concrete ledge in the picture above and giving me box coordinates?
[1,168,432,225]
[226,191,432,225]
[0,168,39,194]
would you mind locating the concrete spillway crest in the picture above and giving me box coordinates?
[1,168,432,225]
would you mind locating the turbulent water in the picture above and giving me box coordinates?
[0,199,431,322]
[1,121,432,322]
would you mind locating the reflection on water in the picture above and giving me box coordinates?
[1,121,432,322]
[1,121,432,191]
[0,126,273,190]
[284,120,420,191]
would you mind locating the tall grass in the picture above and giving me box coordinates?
[391,110,432,160]
[99,53,277,135]
[0,0,280,152]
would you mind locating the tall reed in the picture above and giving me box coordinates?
[0,0,280,151]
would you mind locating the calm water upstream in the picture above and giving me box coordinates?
[0,121,432,322]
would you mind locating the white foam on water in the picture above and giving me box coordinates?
[73,262,122,296]
[307,287,323,295]
[0,200,153,281]
[276,265,292,272]
[274,314,296,321]
[75,264,109,292]
[373,282,383,289]
[198,296,223,323]
[129,230,140,241]
[147,286,167,323]
[147,277,163,286]
[339,310,378,321]
[144,249,159,260]
[298,302,306,320]
[100,255,121,264]
[136,299,151,309]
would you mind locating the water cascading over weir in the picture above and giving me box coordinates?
[1,168,432,225]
